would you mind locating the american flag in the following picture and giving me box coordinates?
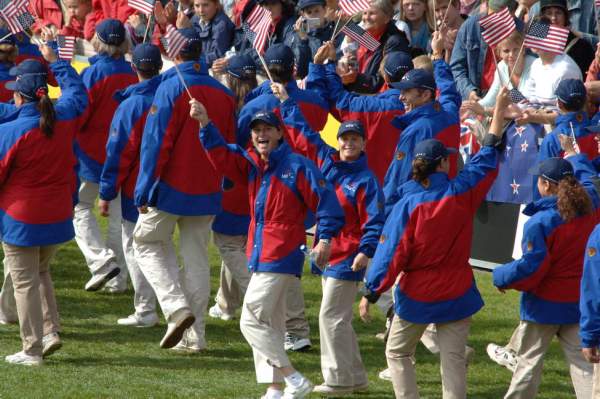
[2,9,33,34]
[57,35,76,61]
[339,0,371,15]
[0,0,28,19]
[596,0,600,8]
[508,88,527,104]
[165,24,188,59]
[341,21,380,51]
[243,5,271,54]
[128,0,154,15]
[524,21,569,55]
[479,7,516,47]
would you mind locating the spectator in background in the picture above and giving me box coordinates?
[400,0,433,54]
[61,0,92,38]
[28,0,64,34]
[540,0,594,77]
[526,0,597,46]
[429,0,466,62]
[84,0,136,40]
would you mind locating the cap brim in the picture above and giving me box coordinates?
[528,163,542,175]
[389,81,417,90]
[446,148,458,154]
[5,80,17,91]
[586,125,600,133]
[8,65,19,77]
[250,116,279,129]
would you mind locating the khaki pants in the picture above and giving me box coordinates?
[133,207,213,346]
[122,220,156,317]
[319,277,367,387]
[593,364,600,398]
[213,233,249,315]
[0,258,18,322]
[240,272,295,383]
[73,181,127,289]
[4,243,59,356]
[286,275,310,339]
[386,316,471,399]
[505,321,593,399]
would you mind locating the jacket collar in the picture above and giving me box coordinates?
[89,53,125,65]
[523,196,557,216]
[113,75,161,103]
[16,102,40,118]
[330,152,368,172]
[249,141,293,171]
[398,172,449,196]
[177,60,209,75]
[392,101,440,129]
[555,111,588,127]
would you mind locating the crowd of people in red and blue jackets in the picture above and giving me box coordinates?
[2,0,600,398]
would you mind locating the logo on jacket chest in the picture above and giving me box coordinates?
[280,169,295,180]
[344,182,358,193]
[150,105,157,115]
[396,151,405,160]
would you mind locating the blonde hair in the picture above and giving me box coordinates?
[90,33,131,58]
[413,54,433,71]
[400,0,435,31]
[496,30,524,50]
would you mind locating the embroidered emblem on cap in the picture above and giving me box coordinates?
[318,179,326,187]
[589,247,597,257]
[396,151,405,160]
[193,63,201,71]
[576,113,584,122]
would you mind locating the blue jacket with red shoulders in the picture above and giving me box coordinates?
[76,54,137,183]
[0,60,87,246]
[237,79,328,147]
[494,154,600,325]
[306,62,405,185]
[365,140,501,323]
[383,60,461,216]
[538,111,596,164]
[580,224,600,348]
[99,75,161,223]
[135,61,236,216]
[199,123,345,275]
[280,98,385,281]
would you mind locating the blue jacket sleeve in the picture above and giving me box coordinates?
[199,122,251,184]
[580,225,600,348]
[452,141,499,207]
[566,153,600,208]
[356,177,385,258]
[279,97,333,168]
[434,59,461,119]
[305,63,330,101]
[51,60,88,120]
[538,133,561,162]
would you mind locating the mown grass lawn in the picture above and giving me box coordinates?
[0,238,578,398]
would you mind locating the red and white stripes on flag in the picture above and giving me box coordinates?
[244,4,272,55]
[128,0,154,15]
[57,35,76,61]
[165,24,188,59]
[479,7,515,47]
[1,0,28,19]
[340,21,380,51]
[524,21,569,55]
[339,0,371,15]
[595,0,600,8]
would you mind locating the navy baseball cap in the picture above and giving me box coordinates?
[414,139,457,162]
[250,110,281,129]
[5,59,48,99]
[384,51,413,82]
[390,68,436,91]
[227,54,256,79]
[132,43,162,72]
[178,27,202,54]
[528,157,574,183]
[0,27,14,45]
[337,120,365,139]
[298,0,325,9]
[264,44,294,66]
[556,79,586,109]
[96,18,126,46]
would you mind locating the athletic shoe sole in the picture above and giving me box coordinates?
[85,268,121,292]
[43,340,62,357]
[160,314,195,349]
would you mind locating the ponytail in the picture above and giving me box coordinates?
[556,176,593,222]
[412,157,440,186]
[37,92,55,138]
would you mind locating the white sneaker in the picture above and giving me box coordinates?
[171,336,205,353]
[312,384,354,396]
[284,334,311,352]
[378,368,392,381]
[261,388,283,399]
[160,309,195,349]
[84,267,120,292]
[117,313,159,328]
[5,351,42,366]
[283,375,313,398]
[42,333,62,357]
[486,343,517,372]
[208,304,235,321]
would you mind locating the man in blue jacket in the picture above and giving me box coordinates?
[133,27,237,351]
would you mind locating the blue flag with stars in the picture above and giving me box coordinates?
[487,122,545,204]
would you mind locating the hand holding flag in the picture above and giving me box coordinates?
[479,7,516,47]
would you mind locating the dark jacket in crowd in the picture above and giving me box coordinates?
[291,21,342,80]
[192,11,236,67]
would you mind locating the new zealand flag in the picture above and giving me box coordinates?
[487,122,545,204]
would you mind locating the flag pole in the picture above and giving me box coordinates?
[257,51,274,82]
[172,62,194,100]
[507,19,533,83]
[143,13,154,43]
[332,17,353,41]
[331,15,342,40]
[491,48,504,87]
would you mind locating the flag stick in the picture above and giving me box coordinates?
[143,13,154,43]
[440,2,452,28]
[569,121,580,154]
[0,32,10,42]
[507,19,533,83]
[491,48,504,87]
[332,17,353,41]
[257,51,274,82]
[432,0,438,31]
[172,62,194,100]
[331,15,342,40]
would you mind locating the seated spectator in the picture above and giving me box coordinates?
[450,0,522,100]
[527,0,597,46]
[540,0,594,77]
[28,0,64,34]
[400,0,433,54]
[339,0,410,94]
[84,0,136,40]
[61,0,93,38]
[430,0,466,62]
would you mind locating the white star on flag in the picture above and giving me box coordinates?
[514,126,526,138]
[510,179,520,195]
[521,141,529,152]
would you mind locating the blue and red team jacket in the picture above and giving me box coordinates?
[198,123,345,275]
[98,75,161,223]
[538,111,597,163]
[306,62,405,184]
[280,98,385,281]
[76,53,137,183]
[580,224,600,348]
[237,79,328,147]
[382,60,461,215]
[0,62,14,103]
[0,60,87,246]
[364,139,501,323]
[134,61,236,216]
[494,154,600,325]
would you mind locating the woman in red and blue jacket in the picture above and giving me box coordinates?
[493,139,599,398]
[363,89,505,398]
[273,83,384,395]
[0,42,87,366]
[191,101,344,399]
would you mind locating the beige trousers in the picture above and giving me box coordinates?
[213,232,249,315]
[386,316,471,399]
[286,275,310,339]
[319,277,368,387]
[505,321,593,399]
[240,272,295,383]
[4,243,59,356]
[593,363,600,398]
[133,207,213,346]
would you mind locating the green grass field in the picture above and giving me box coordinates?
[0,239,579,398]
